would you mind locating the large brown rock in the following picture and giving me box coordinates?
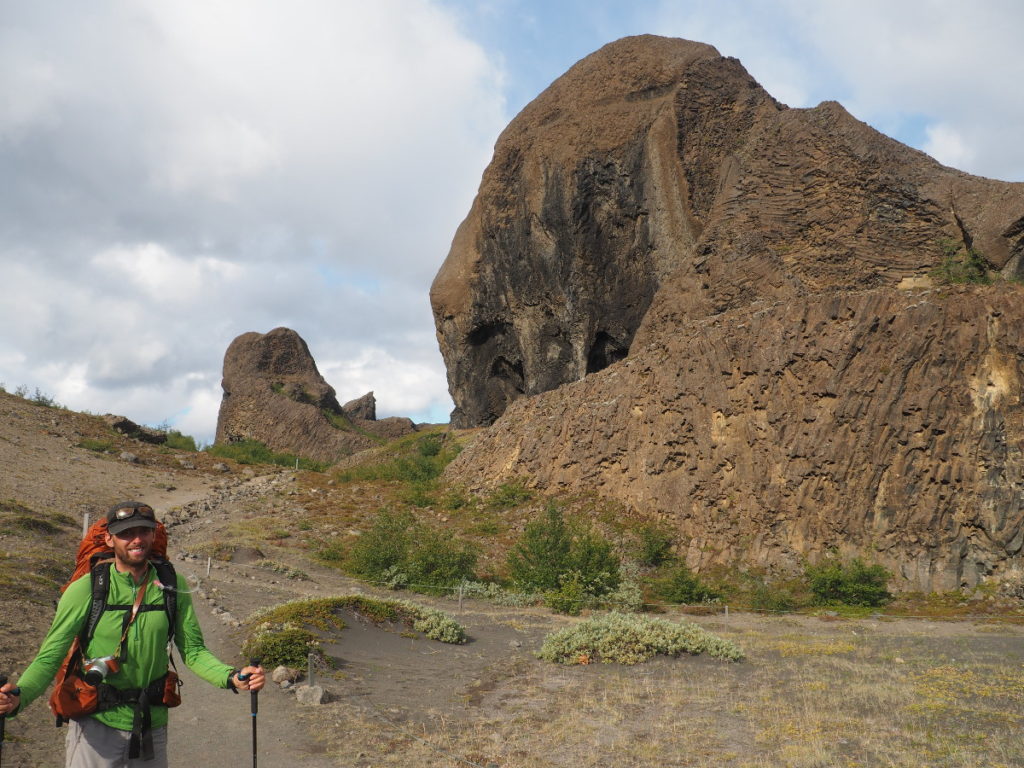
[434,35,1024,588]
[215,328,415,463]
[431,35,1024,428]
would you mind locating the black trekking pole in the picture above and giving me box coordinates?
[0,675,22,768]
[238,659,260,768]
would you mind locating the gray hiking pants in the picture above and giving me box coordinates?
[65,717,168,768]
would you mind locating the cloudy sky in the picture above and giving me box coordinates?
[2,0,1021,445]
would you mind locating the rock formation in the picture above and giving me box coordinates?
[215,328,415,463]
[433,35,1024,589]
[343,392,376,421]
[432,35,1024,428]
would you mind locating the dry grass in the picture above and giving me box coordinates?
[287,610,1024,768]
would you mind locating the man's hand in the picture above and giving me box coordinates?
[0,682,21,716]
[233,665,265,693]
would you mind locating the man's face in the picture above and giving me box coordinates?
[104,526,155,568]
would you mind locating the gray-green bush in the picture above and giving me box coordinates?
[538,612,744,665]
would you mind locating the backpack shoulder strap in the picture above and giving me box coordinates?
[83,560,113,642]
[150,558,178,643]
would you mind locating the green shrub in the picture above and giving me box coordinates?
[508,505,621,606]
[460,581,544,607]
[399,484,435,507]
[396,599,466,644]
[930,239,991,285]
[244,596,466,659]
[345,509,416,579]
[748,582,799,613]
[507,504,571,591]
[634,523,675,568]
[405,527,477,595]
[567,531,621,595]
[315,539,346,564]
[206,439,326,471]
[439,489,472,511]
[417,434,443,457]
[806,557,892,607]
[26,387,62,408]
[342,509,476,594]
[602,564,645,613]
[77,438,113,453]
[242,626,324,669]
[486,481,533,509]
[164,430,198,452]
[544,571,590,615]
[653,563,721,605]
[334,432,460,485]
[538,612,744,665]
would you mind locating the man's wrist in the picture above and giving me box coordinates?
[227,669,240,692]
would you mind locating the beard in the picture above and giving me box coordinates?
[113,536,152,567]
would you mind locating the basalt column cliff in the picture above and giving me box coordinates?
[431,35,1024,589]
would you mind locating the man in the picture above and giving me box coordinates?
[0,501,265,766]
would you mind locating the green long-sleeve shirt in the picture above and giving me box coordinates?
[13,562,234,730]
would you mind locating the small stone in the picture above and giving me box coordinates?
[119,452,139,464]
[295,684,329,705]
[272,665,302,684]
[213,462,230,473]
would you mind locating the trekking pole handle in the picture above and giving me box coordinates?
[0,675,21,712]
[237,657,261,681]
[239,659,260,713]
[250,659,260,715]
[0,674,22,755]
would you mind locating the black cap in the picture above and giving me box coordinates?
[106,501,158,535]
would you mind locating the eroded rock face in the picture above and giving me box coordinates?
[215,328,415,463]
[435,35,1024,587]
[447,287,1024,590]
[431,35,1024,428]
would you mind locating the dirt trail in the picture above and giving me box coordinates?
[166,557,337,768]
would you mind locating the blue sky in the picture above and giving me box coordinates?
[1,0,1021,446]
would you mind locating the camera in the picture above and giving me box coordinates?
[82,656,120,686]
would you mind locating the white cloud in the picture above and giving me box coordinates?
[92,243,243,303]
[0,0,506,438]
[923,123,975,170]
[320,343,452,422]
[0,26,62,139]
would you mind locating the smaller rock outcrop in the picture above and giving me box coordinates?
[343,392,377,421]
[102,414,166,445]
[215,328,415,463]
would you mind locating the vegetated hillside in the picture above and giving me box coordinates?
[432,34,1024,590]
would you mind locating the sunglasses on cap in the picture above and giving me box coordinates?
[111,504,156,521]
